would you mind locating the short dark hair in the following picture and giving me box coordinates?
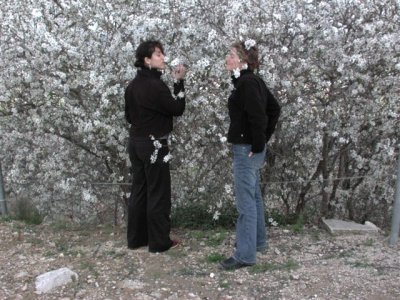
[232,41,259,71]
[134,40,165,68]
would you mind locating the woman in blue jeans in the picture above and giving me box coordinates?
[220,40,281,270]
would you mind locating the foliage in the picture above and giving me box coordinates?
[206,253,226,263]
[289,214,305,233]
[249,258,300,273]
[1,0,399,227]
[13,197,43,225]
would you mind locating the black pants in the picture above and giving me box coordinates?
[127,138,173,252]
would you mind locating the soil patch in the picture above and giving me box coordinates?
[0,220,399,299]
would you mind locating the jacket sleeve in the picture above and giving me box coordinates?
[124,84,132,124]
[154,80,186,116]
[264,87,281,143]
[240,78,267,153]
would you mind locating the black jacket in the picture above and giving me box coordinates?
[125,68,185,138]
[228,70,281,153]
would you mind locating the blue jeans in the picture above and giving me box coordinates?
[232,144,267,265]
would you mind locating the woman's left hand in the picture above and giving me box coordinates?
[173,64,187,80]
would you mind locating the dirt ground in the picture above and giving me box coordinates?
[0,219,399,300]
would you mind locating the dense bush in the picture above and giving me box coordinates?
[0,0,398,228]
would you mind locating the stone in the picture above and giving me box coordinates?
[364,221,379,231]
[290,274,300,280]
[35,268,78,293]
[322,218,379,235]
[118,279,146,290]
[14,271,29,279]
[133,293,153,300]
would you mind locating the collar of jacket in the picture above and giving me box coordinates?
[138,67,163,79]
[231,69,253,87]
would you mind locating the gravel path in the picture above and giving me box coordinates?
[0,220,399,299]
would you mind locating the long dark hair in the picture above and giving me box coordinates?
[134,40,164,68]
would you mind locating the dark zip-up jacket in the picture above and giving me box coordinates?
[124,68,185,138]
[227,69,281,153]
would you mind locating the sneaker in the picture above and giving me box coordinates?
[219,257,253,270]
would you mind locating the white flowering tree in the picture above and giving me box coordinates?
[1,0,398,226]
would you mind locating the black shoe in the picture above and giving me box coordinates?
[128,243,147,250]
[219,257,252,270]
[148,239,181,253]
[170,239,180,249]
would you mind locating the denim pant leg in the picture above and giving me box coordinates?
[255,174,268,251]
[232,144,265,265]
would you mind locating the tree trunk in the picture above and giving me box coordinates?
[320,132,331,217]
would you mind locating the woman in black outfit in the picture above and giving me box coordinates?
[124,40,186,253]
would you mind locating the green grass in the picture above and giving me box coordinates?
[80,261,94,270]
[27,237,43,245]
[55,238,70,252]
[364,238,374,247]
[310,229,321,241]
[346,260,372,268]
[219,280,230,289]
[338,250,353,258]
[79,261,99,277]
[206,231,227,247]
[175,268,209,277]
[50,220,72,231]
[166,249,187,258]
[44,251,55,258]
[13,198,43,225]
[66,249,86,258]
[105,250,125,259]
[172,203,236,229]
[175,268,197,276]
[249,258,300,274]
[188,228,229,247]
[206,252,225,263]
[0,215,13,222]
[189,230,208,240]
[289,214,305,233]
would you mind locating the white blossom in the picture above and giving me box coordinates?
[244,39,256,50]
[150,140,163,164]
[268,218,278,227]
[1,0,397,225]
[163,153,172,163]
[224,184,232,194]
[196,58,210,68]
[233,68,241,78]
[212,211,220,220]
[170,58,180,67]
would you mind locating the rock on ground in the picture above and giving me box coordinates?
[35,267,78,293]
